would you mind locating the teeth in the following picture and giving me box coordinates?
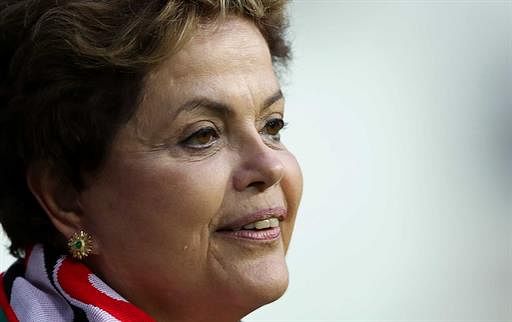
[241,217,280,230]
[269,217,279,228]
[255,219,270,229]
[243,223,255,229]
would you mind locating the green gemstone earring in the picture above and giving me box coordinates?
[67,230,93,260]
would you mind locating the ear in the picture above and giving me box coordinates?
[26,162,83,240]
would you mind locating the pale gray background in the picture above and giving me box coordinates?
[1,1,511,321]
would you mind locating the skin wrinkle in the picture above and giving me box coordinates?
[168,89,283,123]
[134,91,286,163]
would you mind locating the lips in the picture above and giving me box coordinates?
[215,207,286,241]
[216,207,287,231]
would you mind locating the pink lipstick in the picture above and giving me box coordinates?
[215,207,286,241]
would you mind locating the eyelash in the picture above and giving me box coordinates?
[181,118,287,150]
[260,118,287,142]
[181,126,219,149]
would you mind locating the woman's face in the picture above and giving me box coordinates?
[79,17,302,321]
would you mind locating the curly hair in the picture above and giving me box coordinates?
[0,0,290,257]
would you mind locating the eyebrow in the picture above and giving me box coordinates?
[172,89,284,118]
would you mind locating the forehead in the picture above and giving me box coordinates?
[142,16,279,104]
[169,18,272,76]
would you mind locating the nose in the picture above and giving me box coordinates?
[232,140,285,192]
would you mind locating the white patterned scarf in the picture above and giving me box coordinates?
[0,244,155,322]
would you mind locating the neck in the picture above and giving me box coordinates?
[148,304,249,322]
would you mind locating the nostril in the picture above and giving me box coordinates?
[247,180,268,192]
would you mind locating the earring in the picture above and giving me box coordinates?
[67,230,93,260]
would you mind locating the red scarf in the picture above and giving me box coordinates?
[0,244,155,321]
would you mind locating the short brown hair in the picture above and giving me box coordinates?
[0,0,290,257]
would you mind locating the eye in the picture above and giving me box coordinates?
[261,118,286,141]
[182,127,219,149]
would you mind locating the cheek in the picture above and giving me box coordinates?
[280,152,303,249]
[81,155,229,254]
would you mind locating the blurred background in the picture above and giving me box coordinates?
[246,0,512,321]
[1,1,511,321]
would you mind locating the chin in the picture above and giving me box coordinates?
[231,256,290,314]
